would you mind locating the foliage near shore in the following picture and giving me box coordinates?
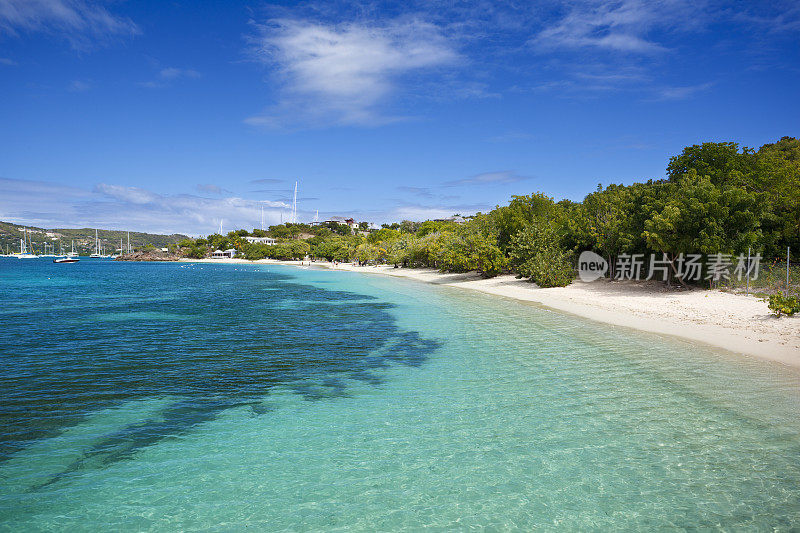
[178,137,799,289]
[765,292,800,317]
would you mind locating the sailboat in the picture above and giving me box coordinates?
[89,229,102,258]
[110,237,123,259]
[53,236,79,262]
[13,228,39,259]
[41,241,56,257]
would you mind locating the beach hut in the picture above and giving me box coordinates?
[211,248,236,259]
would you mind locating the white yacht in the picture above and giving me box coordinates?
[55,240,80,263]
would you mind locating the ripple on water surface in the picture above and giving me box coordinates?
[0,258,799,530]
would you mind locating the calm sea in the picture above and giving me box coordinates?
[1,258,799,530]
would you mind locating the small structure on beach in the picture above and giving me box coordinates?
[211,248,236,259]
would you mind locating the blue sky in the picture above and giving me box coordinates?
[0,0,798,235]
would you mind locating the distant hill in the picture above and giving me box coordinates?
[0,221,188,255]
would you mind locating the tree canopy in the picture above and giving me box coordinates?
[176,137,798,286]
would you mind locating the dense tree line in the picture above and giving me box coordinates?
[179,137,799,288]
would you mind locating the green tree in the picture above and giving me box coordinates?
[322,221,352,236]
[753,137,800,257]
[399,220,420,234]
[568,184,636,278]
[354,242,383,263]
[667,141,754,187]
[642,170,761,285]
[491,193,560,253]
[367,228,400,245]
[312,237,351,261]
[510,223,574,287]
[416,220,456,237]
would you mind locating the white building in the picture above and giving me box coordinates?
[309,217,360,229]
[211,248,236,259]
[244,236,276,245]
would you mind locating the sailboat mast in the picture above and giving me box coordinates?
[292,181,298,223]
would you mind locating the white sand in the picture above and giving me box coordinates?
[181,258,800,368]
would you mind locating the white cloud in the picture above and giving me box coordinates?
[93,183,160,204]
[0,0,138,46]
[247,18,459,127]
[531,0,698,54]
[0,177,291,236]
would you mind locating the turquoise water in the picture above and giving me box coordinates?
[1,258,799,530]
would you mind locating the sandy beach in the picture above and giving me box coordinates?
[182,258,800,368]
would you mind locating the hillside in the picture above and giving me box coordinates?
[0,221,188,255]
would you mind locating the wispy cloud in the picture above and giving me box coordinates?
[531,0,699,54]
[246,17,460,128]
[527,67,650,98]
[159,67,200,80]
[0,0,138,47]
[523,1,720,100]
[196,184,230,195]
[67,79,90,92]
[486,131,538,143]
[140,67,200,89]
[444,170,531,187]
[0,177,290,235]
[0,56,16,65]
[387,202,490,222]
[249,178,284,185]
[396,186,435,199]
[733,3,800,34]
[651,82,713,101]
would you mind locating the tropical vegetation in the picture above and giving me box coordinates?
[177,137,799,290]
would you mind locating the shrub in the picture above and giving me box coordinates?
[510,223,574,287]
[765,291,800,317]
[186,245,207,259]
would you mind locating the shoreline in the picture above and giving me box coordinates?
[180,258,800,369]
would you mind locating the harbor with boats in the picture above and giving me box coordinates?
[0,221,186,262]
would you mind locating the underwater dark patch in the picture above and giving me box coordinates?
[0,262,441,476]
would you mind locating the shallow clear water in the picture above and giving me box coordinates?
[1,258,799,530]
